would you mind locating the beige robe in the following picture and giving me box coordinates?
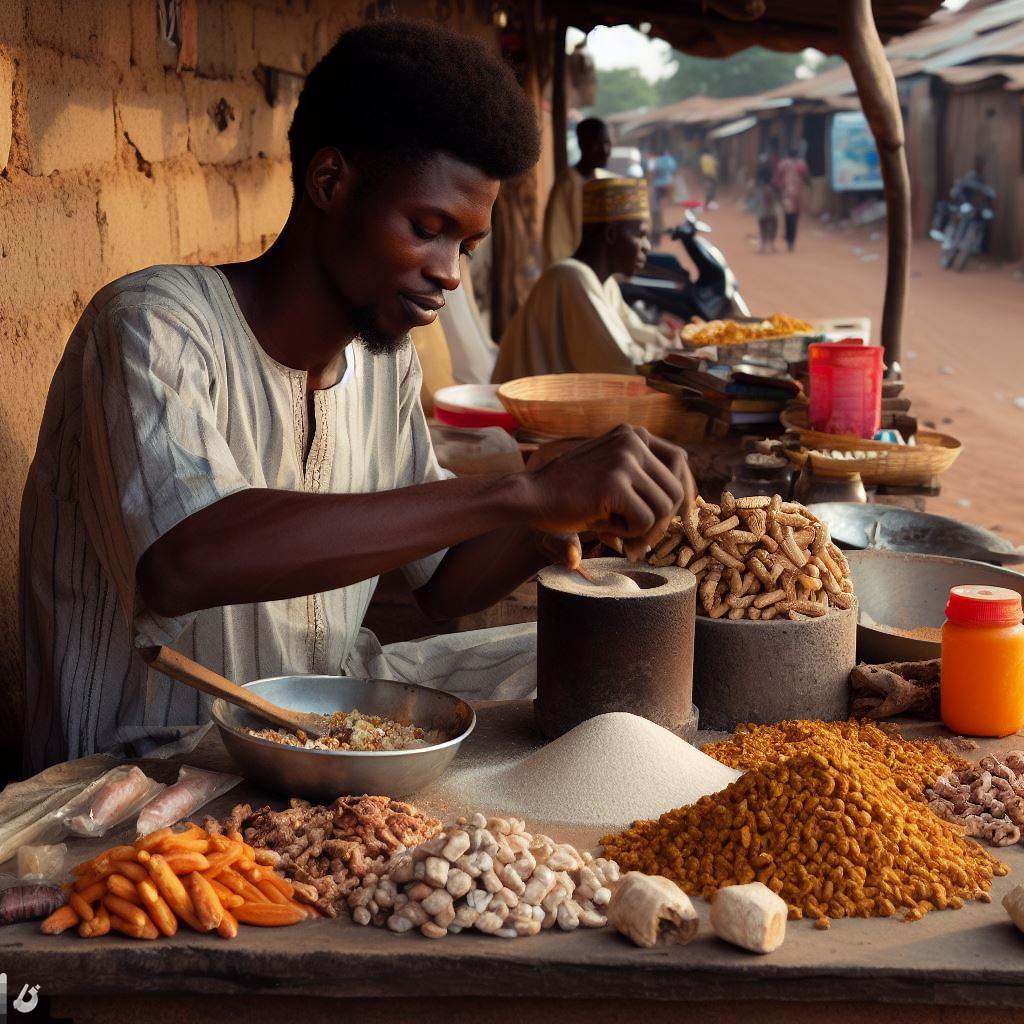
[541,166,614,268]
[492,259,671,383]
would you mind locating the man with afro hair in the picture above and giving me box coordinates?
[21,20,694,771]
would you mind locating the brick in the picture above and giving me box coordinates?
[97,0,133,66]
[27,0,100,61]
[173,162,238,257]
[250,68,300,161]
[117,73,189,164]
[129,0,158,68]
[235,157,292,248]
[224,0,256,75]
[22,53,115,175]
[253,6,312,74]
[99,170,176,278]
[195,0,227,78]
[0,182,102,312]
[0,0,25,43]
[0,50,12,172]
[185,76,253,164]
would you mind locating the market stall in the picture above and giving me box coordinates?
[7,704,1024,1023]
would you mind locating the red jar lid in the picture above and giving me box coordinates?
[946,585,1023,627]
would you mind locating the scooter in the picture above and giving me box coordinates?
[620,205,750,324]
[930,182,996,272]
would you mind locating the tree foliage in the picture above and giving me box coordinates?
[588,67,659,117]
[658,47,806,103]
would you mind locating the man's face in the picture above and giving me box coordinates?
[610,219,651,277]
[581,127,611,169]
[310,151,498,353]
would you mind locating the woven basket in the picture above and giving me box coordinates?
[784,431,962,485]
[497,373,707,443]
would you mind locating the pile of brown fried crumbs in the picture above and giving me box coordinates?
[206,796,441,916]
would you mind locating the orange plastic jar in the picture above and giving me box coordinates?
[941,584,1024,737]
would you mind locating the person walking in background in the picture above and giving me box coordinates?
[650,147,678,240]
[772,146,810,252]
[542,117,613,267]
[751,155,779,253]
[700,146,719,209]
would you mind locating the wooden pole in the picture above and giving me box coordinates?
[840,0,910,378]
[552,16,568,176]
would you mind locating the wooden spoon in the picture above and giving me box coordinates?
[142,646,329,739]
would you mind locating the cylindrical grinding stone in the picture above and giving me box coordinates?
[535,558,697,741]
[692,604,858,730]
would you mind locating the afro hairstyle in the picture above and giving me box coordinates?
[288,19,541,191]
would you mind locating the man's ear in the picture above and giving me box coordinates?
[603,223,618,246]
[305,147,356,210]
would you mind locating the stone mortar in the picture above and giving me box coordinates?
[692,604,858,731]
[535,557,697,741]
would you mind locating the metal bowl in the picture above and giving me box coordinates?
[846,549,1024,663]
[211,675,475,800]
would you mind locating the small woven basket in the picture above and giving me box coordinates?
[784,432,962,485]
[498,373,707,443]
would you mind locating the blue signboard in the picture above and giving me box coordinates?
[830,111,882,192]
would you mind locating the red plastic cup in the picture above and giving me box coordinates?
[808,341,884,438]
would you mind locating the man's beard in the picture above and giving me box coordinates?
[352,305,408,356]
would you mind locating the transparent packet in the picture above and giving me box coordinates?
[136,765,241,836]
[57,765,165,838]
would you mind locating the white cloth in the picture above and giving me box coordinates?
[541,166,614,268]
[492,259,672,383]
[438,262,497,385]
[21,264,535,773]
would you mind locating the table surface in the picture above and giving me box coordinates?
[5,702,1024,1008]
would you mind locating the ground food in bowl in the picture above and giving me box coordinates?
[244,709,441,751]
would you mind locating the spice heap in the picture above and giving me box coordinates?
[927,753,1024,847]
[208,796,441,917]
[646,494,854,621]
[603,750,1008,925]
[39,824,309,940]
[681,313,813,347]
[245,708,437,751]
[704,718,971,799]
[349,812,619,939]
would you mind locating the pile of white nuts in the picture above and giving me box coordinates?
[347,812,620,939]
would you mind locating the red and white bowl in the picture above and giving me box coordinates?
[433,384,518,434]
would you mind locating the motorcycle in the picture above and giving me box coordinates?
[620,205,750,325]
[930,182,995,272]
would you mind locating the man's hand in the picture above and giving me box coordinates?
[523,425,695,555]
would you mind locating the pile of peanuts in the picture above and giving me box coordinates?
[602,750,1007,927]
[927,753,1024,848]
[646,494,855,621]
[704,719,971,800]
[39,823,311,940]
[348,812,620,939]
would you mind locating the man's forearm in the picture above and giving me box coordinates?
[137,473,536,617]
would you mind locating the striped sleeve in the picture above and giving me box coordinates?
[394,340,453,590]
[78,302,250,644]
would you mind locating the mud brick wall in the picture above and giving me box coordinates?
[0,0,507,780]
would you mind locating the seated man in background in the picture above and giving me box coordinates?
[541,118,613,267]
[493,177,676,383]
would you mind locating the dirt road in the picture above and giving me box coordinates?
[666,192,1024,547]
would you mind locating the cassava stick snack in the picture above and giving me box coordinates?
[646,493,855,621]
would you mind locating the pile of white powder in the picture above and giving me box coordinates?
[432,712,740,829]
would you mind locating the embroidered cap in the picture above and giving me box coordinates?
[581,176,651,224]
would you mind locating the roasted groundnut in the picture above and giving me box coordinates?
[646,494,855,621]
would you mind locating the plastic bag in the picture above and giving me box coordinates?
[17,843,67,882]
[57,765,165,838]
[136,766,241,837]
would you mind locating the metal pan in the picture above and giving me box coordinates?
[845,549,1024,663]
[810,502,1022,565]
[211,675,475,801]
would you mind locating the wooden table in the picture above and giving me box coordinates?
[5,703,1024,1023]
